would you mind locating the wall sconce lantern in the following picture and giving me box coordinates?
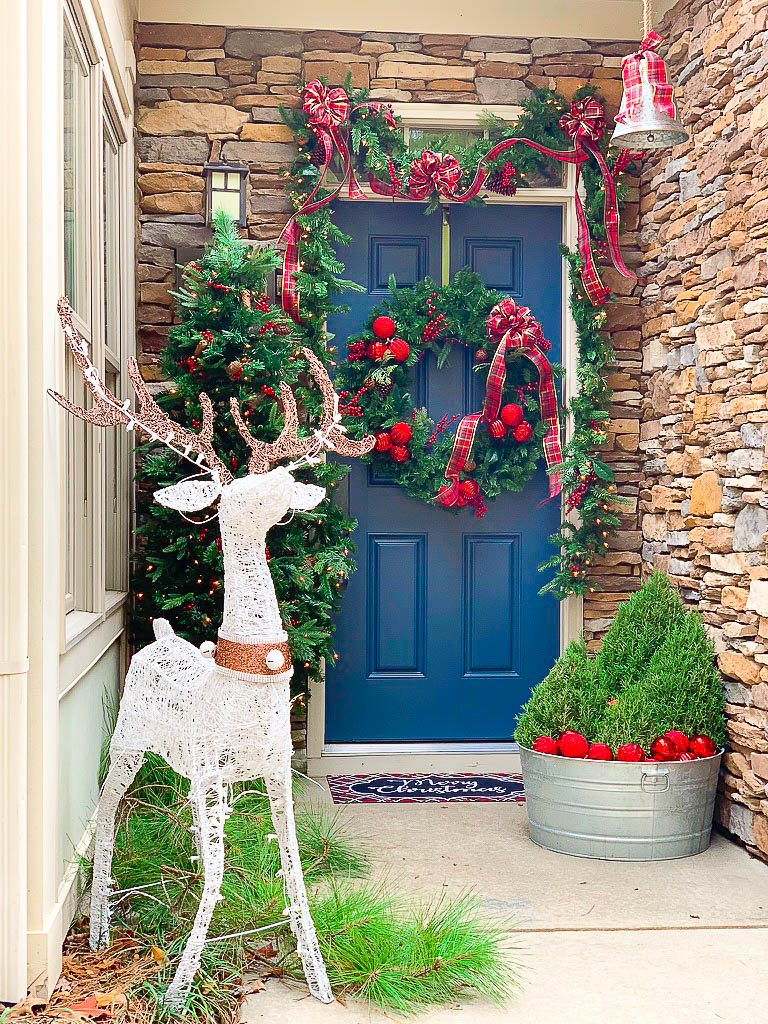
[203,162,249,226]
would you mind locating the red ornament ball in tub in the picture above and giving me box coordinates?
[664,730,690,755]
[650,736,677,761]
[373,431,392,453]
[372,315,396,340]
[388,338,411,362]
[558,731,589,758]
[532,735,559,755]
[500,403,524,428]
[616,743,645,762]
[389,421,413,445]
[689,734,717,758]
[587,743,614,761]
[678,751,697,762]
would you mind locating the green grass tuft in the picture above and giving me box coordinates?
[94,757,514,1018]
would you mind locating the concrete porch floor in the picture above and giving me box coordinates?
[243,788,768,1023]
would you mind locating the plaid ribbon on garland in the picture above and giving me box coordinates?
[435,299,562,508]
[616,31,676,124]
[281,82,636,318]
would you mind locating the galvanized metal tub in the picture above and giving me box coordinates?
[519,746,722,861]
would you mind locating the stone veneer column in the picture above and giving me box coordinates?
[639,0,768,860]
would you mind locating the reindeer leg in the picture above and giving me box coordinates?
[265,769,333,1004]
[90,750,144,950]
[164,779,229,1010]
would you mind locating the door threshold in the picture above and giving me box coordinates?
[308,743,522,777]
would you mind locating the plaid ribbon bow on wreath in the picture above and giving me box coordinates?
[434,299,562,508]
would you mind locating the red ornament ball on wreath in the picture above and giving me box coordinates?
[374,431,392,453]
[390,444,410,463]
[587,742,614,761]
[616,743,645,762]
[512,421,534,443]
[367,341,388,362]
[500,403,524,428]
[372,315,396,340]
[388,338,411,362]
[689,734,717,758]
[487,419,506,440]
[532,735,559,755]
[459,478,481,501]
[389,421,413,445]
[558,731,589,758]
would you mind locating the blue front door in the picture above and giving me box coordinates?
[326,201,562,743]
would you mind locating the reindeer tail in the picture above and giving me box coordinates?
[153,618,175,640]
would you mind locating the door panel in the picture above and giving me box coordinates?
[326,201,562,744]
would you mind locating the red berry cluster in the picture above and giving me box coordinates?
[374,421,412,463]
[183,356,199,373]
[565,469,598,513]
[207,280,232,293]
[261,384,276,397]
[485,403,532,443]
[531,730,717,762]
[426,413,462,446]
[347,340,368,362]
[422,293,447,342]
[200,329,214,345]
[254,293,271,313]
[338,385,370,418]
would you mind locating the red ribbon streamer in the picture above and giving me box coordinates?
[616,31,676,124]
[434,299,562,508]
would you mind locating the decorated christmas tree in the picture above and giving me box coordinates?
[132,213,355,691]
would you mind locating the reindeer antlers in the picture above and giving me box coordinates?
[52,300,373,481]
[50,298,233,483]
[231,347,375,473]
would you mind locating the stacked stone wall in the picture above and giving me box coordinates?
[639,0,768,860]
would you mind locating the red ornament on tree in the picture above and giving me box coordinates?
[512,421,534,443]
[459,478,480,501]
[372,315,396,340]
[689,734,717,758]
[650,736,677,761]
[389,421,413,445]
[367,341,388,361]
[388,338,411,362]
[558,731,589,758]
[487,419,506,440]
[390,444,410,463]
[374,431,392,452]
[500,403,524,428]
[587,743,614,760]
[616,743,645,762]
[532,735,559,755]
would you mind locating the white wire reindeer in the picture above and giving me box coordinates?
[50,298,374,1008]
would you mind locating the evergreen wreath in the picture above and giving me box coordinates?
[335,270,555,517]
[280,82,635,598]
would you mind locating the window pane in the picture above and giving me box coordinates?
[63,30,89,321]
[212,188,241,221]
[103,131,119,357]
[105,370,127,591]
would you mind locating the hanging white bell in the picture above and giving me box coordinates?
[611,49,688,151]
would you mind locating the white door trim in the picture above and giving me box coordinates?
[307,105,582,776]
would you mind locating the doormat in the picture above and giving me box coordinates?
[327,773,526,804]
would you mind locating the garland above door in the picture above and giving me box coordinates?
[278,81,638,598]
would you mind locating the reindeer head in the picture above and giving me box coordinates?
[50,299,374,538]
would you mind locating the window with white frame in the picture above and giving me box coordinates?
[63,7,130,624]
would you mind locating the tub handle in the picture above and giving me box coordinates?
[641,767,670,793]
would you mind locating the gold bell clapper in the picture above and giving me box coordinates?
[611,0,689,152]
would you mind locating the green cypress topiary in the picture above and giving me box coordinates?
[514,571,726,749]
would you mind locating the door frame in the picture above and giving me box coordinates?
[307,102,583,776]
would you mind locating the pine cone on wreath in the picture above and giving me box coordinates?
[366,368,394,399]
